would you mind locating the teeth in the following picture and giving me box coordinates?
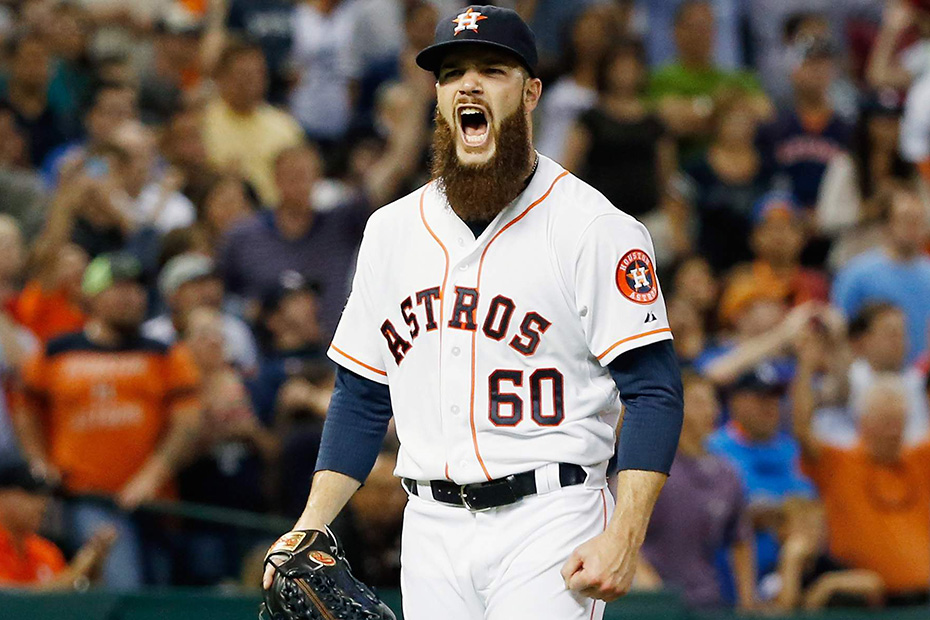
[462,109,480,115]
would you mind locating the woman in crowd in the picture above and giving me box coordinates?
[562,39,676,219]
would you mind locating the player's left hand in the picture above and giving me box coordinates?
[560,523,644,602]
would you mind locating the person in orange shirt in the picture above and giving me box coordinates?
[719,193,829,328]
[0,462,114,589]
[14,253,202,590]
[12,243,88,343]
[793,326,930,605]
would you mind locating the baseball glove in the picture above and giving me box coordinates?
[261,528,396,620]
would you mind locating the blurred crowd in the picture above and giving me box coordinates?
[0,0,928,612]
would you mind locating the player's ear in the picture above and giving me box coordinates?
[523,77,542,113]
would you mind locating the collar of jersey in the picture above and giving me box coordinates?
[430,152,560,248]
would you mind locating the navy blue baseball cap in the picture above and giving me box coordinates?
[416,5,538,77]
[730,363,787,396]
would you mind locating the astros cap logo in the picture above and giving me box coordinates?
[616,249,658,304]
[453,7,487,35]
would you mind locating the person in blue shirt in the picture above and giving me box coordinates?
[833,183,930,362]
[708,364,816,580]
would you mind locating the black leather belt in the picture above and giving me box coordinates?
[402,463,586,511]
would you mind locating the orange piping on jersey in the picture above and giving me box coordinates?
[467,170,572,482]
[596,327,672,361]
[420,184,454,481]
[331,345,387,377]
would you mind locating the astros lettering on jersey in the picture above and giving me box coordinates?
[328,154,672,485]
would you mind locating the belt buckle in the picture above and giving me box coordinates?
[459,484,493,512]
[460,477,519,512]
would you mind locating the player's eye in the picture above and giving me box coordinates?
[484,67,506,75]
[440,69,463,81]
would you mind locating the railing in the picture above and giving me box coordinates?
[22,497,925,619]
[1,590,928,620]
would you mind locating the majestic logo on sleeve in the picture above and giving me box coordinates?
[616,249,658,304]
[452,8,487,35]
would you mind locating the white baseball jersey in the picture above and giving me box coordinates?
[328,154,672,484]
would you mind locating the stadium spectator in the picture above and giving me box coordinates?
[562,40,675,218]
[536,4,613,161]
[781,12,861,123]
[177,307,275,584]
[41,83,139,190]
[160,105,216,207]
[897,1,930,184]
[794,369,930,605]
[683,94,772,272]
[15,253,201,589]
[288,0,362,147]
[13,242,86,345]
[0,461,116,589]
[639,373,757,610]
[0,217,38,370]
[0,102,46,242]
[640,0,747,70]
[745,1,882,105]
[832,184,930,361]
[31,138,159,263]
[670,256,719,326]
[867,0,930,91]
[667,298,709,370]
[841,303,930,445]
[0,32,70,167]
[202,39,304,207]
[0,218,36,465]
[218,144,369,333]
[45,1,96,139]
[107,121,196,237]
[194,175,257,252]
[758,35,853,212]
[142,252,259,376]
[821,92,910,261]
[136,7,200,125]
[707,365,817,594]
[222,0,296,105]
[648,1,770,154]
[697,294,816,388]
[667,257,718,367]
[718,193,829,326]
[248,272,328,425]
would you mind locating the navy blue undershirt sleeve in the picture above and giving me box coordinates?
[314,366,394,483]
[608,339,684,475]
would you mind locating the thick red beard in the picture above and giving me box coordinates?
[430,102,534,222]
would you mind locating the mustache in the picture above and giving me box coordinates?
[454,96,491,110]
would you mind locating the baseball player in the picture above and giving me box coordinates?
[264,6,684,619]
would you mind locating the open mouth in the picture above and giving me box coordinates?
[458,105,490,148]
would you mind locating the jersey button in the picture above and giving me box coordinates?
[457,238,465,246]
[459,263,469,271]
[451,346,461,356]
[450,405,460,414]
[459,460,468,468]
